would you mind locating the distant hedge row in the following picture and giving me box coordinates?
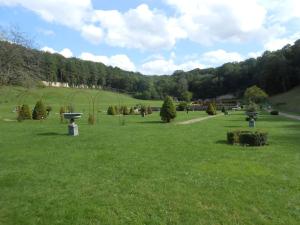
[227,130,268,146]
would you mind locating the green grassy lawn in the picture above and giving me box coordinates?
[269,86,300,115]
[0,87,300,225]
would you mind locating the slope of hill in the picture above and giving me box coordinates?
[269,85,300,115]
[0,86,162,120]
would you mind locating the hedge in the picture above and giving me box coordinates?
[270,110,279,115]
[227,130,268,146]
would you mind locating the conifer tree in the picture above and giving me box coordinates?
[32,100,47,120]
[17,104,31,121]
[160,96,176,122]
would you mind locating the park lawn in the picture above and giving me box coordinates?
[0,87,300,225]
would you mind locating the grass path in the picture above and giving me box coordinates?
[177,114,223,125]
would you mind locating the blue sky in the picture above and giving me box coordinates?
[0,0,299,75]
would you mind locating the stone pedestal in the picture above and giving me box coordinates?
[249,118,255,128]
[68,123,79,136]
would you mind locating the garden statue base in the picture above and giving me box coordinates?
[68,122,79,136]
[249,118,255,128]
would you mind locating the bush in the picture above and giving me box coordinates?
[206,103,217,115]
[59,106,66,123]
[122,106,129,115]
[67,105,75,113]
[227,130,268,146]
[129,107,135,115]
[246,102,258,113]
[147,106,153,115]
[88,114,96,125]
[114,106,119,115]
[17,104,32,121]
[160,96,176,122]
[46,106,52,116]
[270,110,279,115]
[32,100,47,120]
[177,102,188,111]
[140,105,147,117]
[107,106,117,115]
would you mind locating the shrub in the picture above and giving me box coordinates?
[59,106,66,123]
[147,106,153,115]
[140,105,147,117]
[107,106,117,115]
[67,105,74,113]
[32,100,47,120]
[246,102,258,113]
[46,106,52,116]
[177,102,188,111]
[206,103,217,115]
[270,110,279,115]
[160,96,176,122]
[227,130,268,146]
[17,104,32,121]
[129,107,135,115]
[122,106,129,115]
[114,106,119,115]
[88,114,96,125]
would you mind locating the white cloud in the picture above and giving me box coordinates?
[92,4,186,50]
[81,25,103,44]
[41,46,55,54]
[0,0,92,27]
[59,48,73,58]
[165,0,267,45]
[80,52,136,71]
[201,49,244,65]
[259,0,300,23]
[264,32,300,51]
[41,46,73,58]
[140,58,205,75]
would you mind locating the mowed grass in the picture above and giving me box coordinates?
[0,87,300,225]
[269,85,300,115]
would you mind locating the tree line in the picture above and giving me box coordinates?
[1,29,300,100]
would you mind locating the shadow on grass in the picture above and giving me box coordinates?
[224,125,241,128]
[215,140,228,145]
[137,121,164,124]
[37,132,68,136]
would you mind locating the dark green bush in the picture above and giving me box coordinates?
[206,103,217,115]
[147,106,153,114]
[227,130,268,146]
[46,106,52,116]
[140,105,147,117]
[177,102,188,111]
[160,96,176,122]
[107,106,117,115]
[122,106,129,115]
[32,100,47,120]
[129,107,135,115]
[270,110,279,115]
[17,104,32,121]
[59,106,66,123]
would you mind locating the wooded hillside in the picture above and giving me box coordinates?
[1,39,300,100]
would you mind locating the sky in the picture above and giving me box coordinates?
[0,0,299,75]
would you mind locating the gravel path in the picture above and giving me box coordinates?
[279,112,300,121]
[177,114,223,125]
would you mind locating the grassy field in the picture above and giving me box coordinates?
[269,85,300,115]
[0,87,300,225]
